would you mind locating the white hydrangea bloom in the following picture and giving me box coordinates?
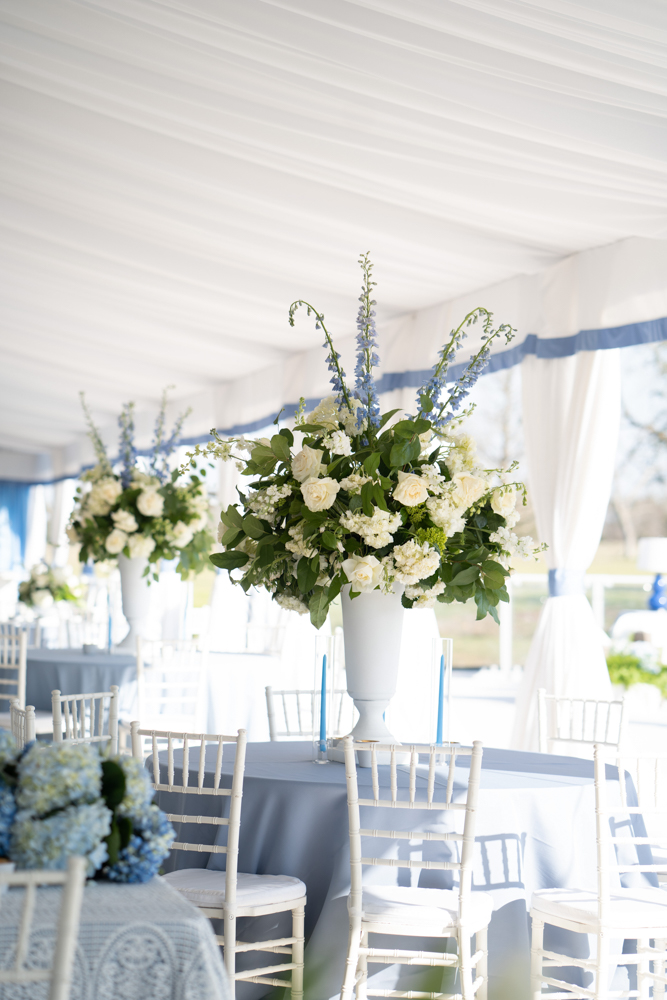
[392,540,441,585]
[285,523,317,559]
[275,593,309,615]
[405,579,446,608]
[306,396,341,431]
[339,473,371,494]
[425,497,467,537]
[339,508,402,549]
[323,430,352,456]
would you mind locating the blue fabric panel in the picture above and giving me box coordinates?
[0,482,30,570]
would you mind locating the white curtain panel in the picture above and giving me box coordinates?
[511,350,620,751]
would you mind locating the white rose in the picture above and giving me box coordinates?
[291,446,325,483]
[301,477,340,512]
[32,589,54,610]
[342,554,383,593]
[97,477,123,505]
[490,488,517,519]
[451,473,488,509]
[105,528,128,554]
[127,533,156,559]
[393,471,429,506]
[169,521,194,549]
[111,509,138,533]
[136,488,164,517]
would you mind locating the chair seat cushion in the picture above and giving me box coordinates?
[162,868,306,908]
[360,886,493,933]
[532,887,667,929]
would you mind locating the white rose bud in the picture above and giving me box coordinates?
[104,528,128,554]
[490,488,517,519]
[111,509,138,533]
[136,488,164,517]
[342,554,383,593]
[300,477,340,512]
[451,473,488,509]
[291,445,325,483]
[393,471,429,506]
[127,533,156,559]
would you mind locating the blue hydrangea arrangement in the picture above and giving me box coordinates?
[0,734,174,882]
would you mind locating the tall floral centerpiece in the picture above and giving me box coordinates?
[18,564,83,615]
[192,255,540,741]
[68,391,214,649]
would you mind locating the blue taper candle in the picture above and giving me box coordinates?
[436,653,444,744]
[319,653,327,752]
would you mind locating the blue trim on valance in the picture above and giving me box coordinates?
[2,316,665,486]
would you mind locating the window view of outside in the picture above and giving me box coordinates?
[434,342,667,667]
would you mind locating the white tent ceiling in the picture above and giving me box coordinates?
[1,0,667,480]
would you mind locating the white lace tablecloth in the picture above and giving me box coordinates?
[0,877,232,1000]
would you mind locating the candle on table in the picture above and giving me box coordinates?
[436,652,445,745]
[319,653,327,753]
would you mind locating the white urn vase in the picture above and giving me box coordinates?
[117,554,151,652]
[341,584,405,744]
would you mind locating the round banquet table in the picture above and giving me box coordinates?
[154,740,640,1000]
[25,648,136,716]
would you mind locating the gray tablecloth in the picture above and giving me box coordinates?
[25,648,136,715]
[156,741,645,1000]
[0,877,232,1000]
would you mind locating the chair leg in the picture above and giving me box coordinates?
[530,917,543,1000]
[291,903,305,1000]
[654,938,666,1000]
[340,921,362,1000]
[459,927,474,1000]
[595,933,609,1000]
[224,909,236,983]
[475,925,488,1000]
[357,929,368,1000]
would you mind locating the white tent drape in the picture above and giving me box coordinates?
[511,350,620,750]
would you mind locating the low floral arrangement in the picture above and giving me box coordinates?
[18,563,83,612]
[0,733,174,882]
[189,254,542,628]
[67,390,214,581]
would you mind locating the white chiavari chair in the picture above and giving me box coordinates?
[0,631,51,735]
[131,723,306,997]
[0,621,41,649]
[531,745,667,1000]
[537,687,626,757]
[136,638,207,732]
[51,686,119,756]
[0,855,86,1000]
[341,738,490,1000]
[10,700,36,748]
[265,686,356,741]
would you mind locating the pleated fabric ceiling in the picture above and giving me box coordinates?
[1,0,666,480]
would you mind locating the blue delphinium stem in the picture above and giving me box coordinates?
[288,300,354,415]
[79,393,113,475]
[150,387,192,483]
[353,252,381,434]
[118,402,136,489]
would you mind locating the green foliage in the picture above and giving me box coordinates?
[607,654,667,697]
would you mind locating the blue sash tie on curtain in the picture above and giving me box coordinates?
[0,482,30,571]
[548,569,585,597]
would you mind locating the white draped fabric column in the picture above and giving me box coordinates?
[511,350,620,751]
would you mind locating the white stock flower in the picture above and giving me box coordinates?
[286,523,317,559]
[342,554,383,592]
[392,540,441,585]
[104,528,128,554]
[393,471,429,506]
[32,589,54,610]
[168,521,194,549]
[490,488,517,519]
[275,594,309,615]
[444,433,477,474]
[292,446,325,483]
[419,464,446,495]
[426,497,467,537]
[451,473,488,509]
[339,508,402,549]
[136,488,164,517]
[127,533,156,559]
[324,430,352,456]
[111,509,138,533]
[301,477,340,512]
